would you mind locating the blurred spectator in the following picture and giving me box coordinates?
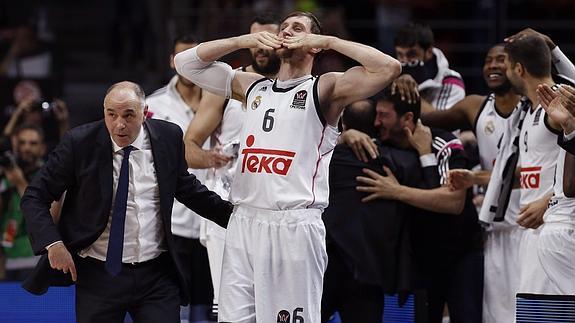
[393,22,465,111]
[0,24,53,78]
[0,124,47,281]
[1,79,69,154]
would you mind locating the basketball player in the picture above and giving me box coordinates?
[183,14,281,319]
[174,11,401,323]
[533,83,575,295]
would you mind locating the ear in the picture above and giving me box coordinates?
[169,54,175,69]
[143,105,149,121]
[401,111,415,127]
[515,62,524,76]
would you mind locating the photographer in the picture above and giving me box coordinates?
[1,80,69,154]
[0,124,47,280]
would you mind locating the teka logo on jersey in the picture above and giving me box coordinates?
[277,310,291,323]
[520,166,541,189]
[241,135,296,176]
[290,90,307,109]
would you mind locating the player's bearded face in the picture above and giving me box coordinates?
[251,48,280,74]
[375,102,404,146]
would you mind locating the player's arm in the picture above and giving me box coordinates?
[174,32,281,102]
[421,95,485,132]
[564,151,575,198]
[357,167,466,215]
[184,91,231,169]
[296,36,400,125]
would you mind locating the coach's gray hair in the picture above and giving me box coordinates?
[105,81,146,110]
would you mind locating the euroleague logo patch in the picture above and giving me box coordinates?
[277,310,290,323]
[241,135,296,176]
[290,90,307,109]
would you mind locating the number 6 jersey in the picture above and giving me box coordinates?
[230,75,339,210]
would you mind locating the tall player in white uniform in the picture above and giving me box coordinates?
[503,34,565,296]
[174,11,401,323]
[536,83,575,294]
[183,15,281,319]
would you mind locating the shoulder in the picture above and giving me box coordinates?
[146,118,181,134]
[66,120,105,141]
[441,71,465,90]
[430,127,464,153]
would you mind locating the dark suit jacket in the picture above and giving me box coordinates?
[20,119,233,303]
[323,142,422,293]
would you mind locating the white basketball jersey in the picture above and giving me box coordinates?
[545,149,575,223]
[475,93,521,225]
[475,94,505,170]
[230,76,339,210]
[518,104,560,207]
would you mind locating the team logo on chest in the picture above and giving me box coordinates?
[251,95,262,110]
[240,135,296,176]
[484,120,495,135]
[290,90,307,110]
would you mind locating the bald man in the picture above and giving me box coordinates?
[21,81,233,323]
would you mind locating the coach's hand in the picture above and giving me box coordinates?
[340,129,378,163]
[357,166,401,202]
[47,242,77,282]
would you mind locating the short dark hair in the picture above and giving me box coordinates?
[394,22,434,50]
[14,123,45,142]
[252,12,280,26]
[280,11,322,35]
[173,34,200,49]
[504,35,551,79]
[373,87,421,122]
[342,100,377,136]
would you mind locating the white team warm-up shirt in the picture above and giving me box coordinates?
[146,75,208,239]
[230,75,339,210]
[475,93,520,225]
[544,148,575,224]
[518,104,560,207]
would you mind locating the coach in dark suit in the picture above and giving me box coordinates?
[20,81,233,323]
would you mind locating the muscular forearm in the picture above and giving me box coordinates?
[195,37,244,62]
[185,140,211,169]
[327,37,399,76]
[395,185,466,215]
[474,170,492,186]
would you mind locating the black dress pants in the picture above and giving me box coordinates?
[75,253,181,323]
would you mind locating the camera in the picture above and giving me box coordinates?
[0,151,16,169]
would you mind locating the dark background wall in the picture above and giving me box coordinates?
[1,0,574,127]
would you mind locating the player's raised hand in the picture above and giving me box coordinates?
[504,28,556,49]
[237,32,282,51]
[282,33,330,51]
[392,74,420,104]
[538,84,575,134]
